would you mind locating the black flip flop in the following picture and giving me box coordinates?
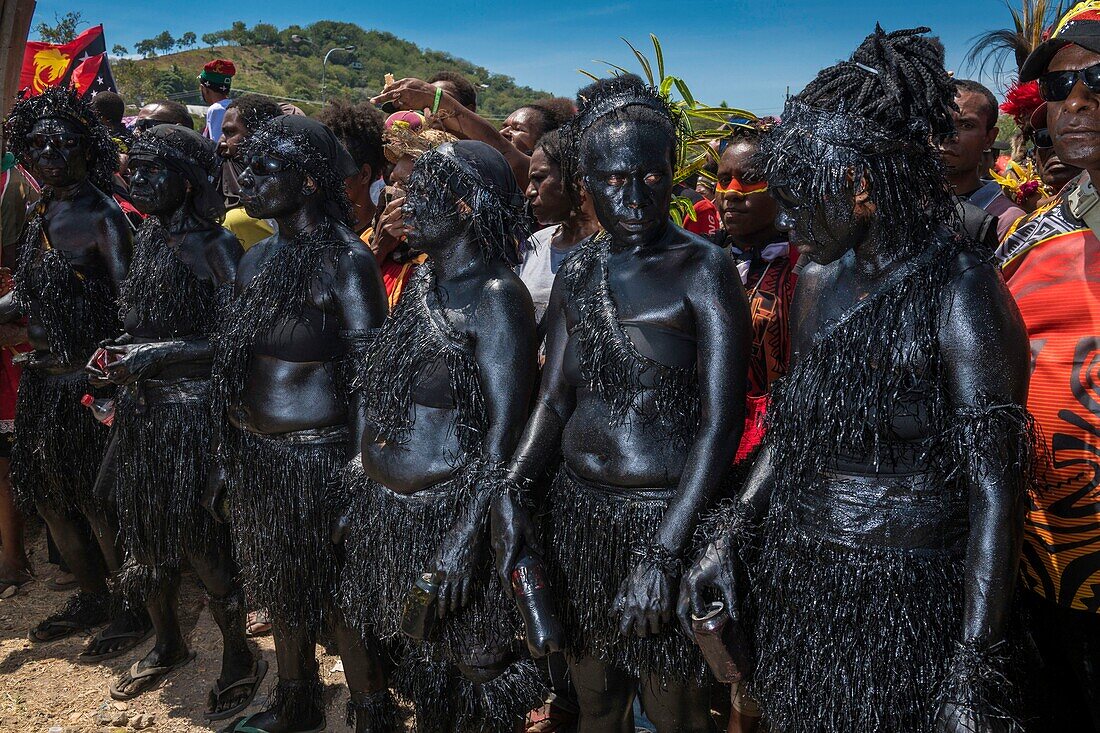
[78,625,154,663]
[205,658,269,721]
[109,650,196,701]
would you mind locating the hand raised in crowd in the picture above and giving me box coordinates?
[614,559,675,638]
[371,78,446,115]
[371,193,406,261]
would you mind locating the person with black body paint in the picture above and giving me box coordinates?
[205,114,387,733]
[88,123,265,721]
[681,26,1034,733]
[0,86,151,662]
[334,139,543,733]
[492,74,750,732]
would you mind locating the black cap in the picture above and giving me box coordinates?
[1021,2,1100,82]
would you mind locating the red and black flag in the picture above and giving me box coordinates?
[70,53,118,97]
[20,25,109,96]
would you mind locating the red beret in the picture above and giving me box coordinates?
[203,59,236,77]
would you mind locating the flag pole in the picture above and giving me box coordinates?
[0,0,35,122]
[0,0,36,245]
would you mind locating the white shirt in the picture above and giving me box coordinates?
[517,226,578,324]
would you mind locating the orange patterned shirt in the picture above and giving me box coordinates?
[1001,195,1100,611]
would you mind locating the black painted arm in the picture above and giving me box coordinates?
[939,258,1030,650]
[333,244,388,462]
[655,248,750,557]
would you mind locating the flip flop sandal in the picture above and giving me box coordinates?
[78,625,154,663]
[204,658,269,721]
[223,712,325,733]
[245,610,273,638]
[109,650,196,701]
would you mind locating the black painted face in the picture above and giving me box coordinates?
[25,117,90,188]
[237,153,307,219]
[582,121,673,247]
[772,183,865,265]
[128,158,188,216]
[402,165,468,252]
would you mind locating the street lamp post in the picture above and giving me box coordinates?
[320,45,356,106]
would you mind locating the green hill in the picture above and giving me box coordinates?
[112,21,552,119]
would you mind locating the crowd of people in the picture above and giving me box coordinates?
[1,3,1100,733]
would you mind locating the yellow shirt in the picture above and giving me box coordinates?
[223,207,274,250]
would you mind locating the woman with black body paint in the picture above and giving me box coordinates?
[207,114,387,733]
[681,27,1034,733]
[493,75,751,732]
[335,139,542,733]
[0,86,150,661]
[92,124,263,719]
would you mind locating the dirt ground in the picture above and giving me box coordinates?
[0,522,356,733]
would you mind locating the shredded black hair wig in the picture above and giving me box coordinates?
[564,74,685,203]
[405,141,529,266]
[316,100,386,177]
[227,93,283,134]
[239,117,355,226]
[758,25,958,258]
[5,85,119,195]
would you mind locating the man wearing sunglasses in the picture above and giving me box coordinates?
[1029,103,1084,196]
[999,2,1100,729]
[939,79,1025,240]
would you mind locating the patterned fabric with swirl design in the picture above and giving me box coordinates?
[1000,190,1100,612]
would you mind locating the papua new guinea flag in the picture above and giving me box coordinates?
[20,25,108,96]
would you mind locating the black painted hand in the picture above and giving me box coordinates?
[432,522,483,618]
[678,537,740,637]
[103,343,167,384]
[490,492,540,587]
[614,562,674,638]
[201,464,228,524]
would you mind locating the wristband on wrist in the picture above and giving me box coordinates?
[631,542,683,575]
[431,86,443,115]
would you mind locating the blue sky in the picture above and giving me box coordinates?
[31,0,1024,114]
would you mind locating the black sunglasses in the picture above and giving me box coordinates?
[1032,127,1054,150]
[1038,62,1100,102]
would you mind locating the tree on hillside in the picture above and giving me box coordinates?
[135,39,158,58]
[35,11,85,44]
[153,31,176,54]
[202,32,222,47]
[225,21,249,46]
[178,32,197,50]
[112,44,129,57]
[251,23,280,46]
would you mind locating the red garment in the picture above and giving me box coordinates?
[1000,193,1100,611]
[683,197,721,236]
[380,255,426,309]
[734,249,798,461]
